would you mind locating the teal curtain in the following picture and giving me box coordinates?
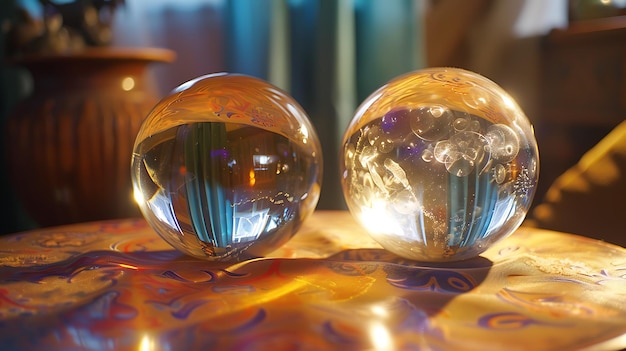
[225,0,424,209]
[354,0,422,102]
[224,0,425,209]
[225,0,272,80]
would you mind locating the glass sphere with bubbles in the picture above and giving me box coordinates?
[340,68,539,262]
[131,73,322,261]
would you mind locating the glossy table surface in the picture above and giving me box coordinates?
[0,211,625,351]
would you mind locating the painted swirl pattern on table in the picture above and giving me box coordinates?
[0,211,625,350]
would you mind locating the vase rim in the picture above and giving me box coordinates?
[11,47,177,65]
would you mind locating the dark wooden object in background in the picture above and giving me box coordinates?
[537,16,626,203]
[5,47,174,227]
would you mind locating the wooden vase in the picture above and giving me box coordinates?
[5,47,175,227]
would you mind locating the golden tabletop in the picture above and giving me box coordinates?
[0,211,625,350]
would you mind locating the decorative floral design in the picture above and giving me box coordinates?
[0,213,625,350]
[386,267,477,294]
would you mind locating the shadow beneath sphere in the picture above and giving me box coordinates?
[324,248,493,317]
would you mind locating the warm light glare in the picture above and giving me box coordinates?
[502,94,517,110]
[122,77,136,91]
[118,263,139,270]
[300,125,309,144]
[249,169,256,186]
[133,187,144,205]
[369,323,393,350]
[358,199,402,236]
[371,305,389,318]
[299,124,309,139]
[139,334,154,351]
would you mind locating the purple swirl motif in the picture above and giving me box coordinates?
[595,264,626,285]
[219,268,250,278]
[386,267,477,293]
[146,296,211,320]
[478,312,569,330]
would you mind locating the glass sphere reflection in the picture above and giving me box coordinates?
[340,68,539,262]
[131,73,322,261]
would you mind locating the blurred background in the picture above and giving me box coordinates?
[1,0,625,235]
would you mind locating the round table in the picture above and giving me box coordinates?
[1,211,625,350]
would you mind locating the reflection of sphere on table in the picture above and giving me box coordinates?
[340,68,539,262]
[131,73,323,261]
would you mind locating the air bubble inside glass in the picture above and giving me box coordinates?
[340,68,539,262]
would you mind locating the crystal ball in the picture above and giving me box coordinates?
[340,68,539,262]
[131,73,323,261]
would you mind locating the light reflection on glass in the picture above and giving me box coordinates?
[369,322,393,351]
[133,186,145,205]
[146,191,181,234]
[370,304,389,318]
[139,333,155,351]
[232,208,270,243]
[253,154,279,170]
[357,199,403,237]
[118,263,139,270]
